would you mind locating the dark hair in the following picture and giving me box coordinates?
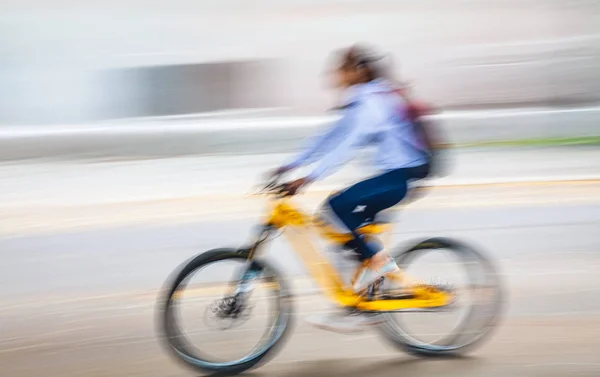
[339,44,387,83]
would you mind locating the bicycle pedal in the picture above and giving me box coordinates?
[365,277,386,300]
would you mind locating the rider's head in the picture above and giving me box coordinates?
[332,44,386,88]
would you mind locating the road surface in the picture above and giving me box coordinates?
[1,179,600,377]
[2,145,600,237]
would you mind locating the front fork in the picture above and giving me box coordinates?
[233,224,274,296]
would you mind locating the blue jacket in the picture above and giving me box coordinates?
[285,79,429,181]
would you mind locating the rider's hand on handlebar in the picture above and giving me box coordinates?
[267,165,292,179]
[258,166,292,194]
[280,177,312,196]
[263,166,291,186]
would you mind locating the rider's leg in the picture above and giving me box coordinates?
[305,310,387,333]
[306,170,408,333]
[307,167,429,333]
[327,168,409,291]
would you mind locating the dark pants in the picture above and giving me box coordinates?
[327,164,429,260]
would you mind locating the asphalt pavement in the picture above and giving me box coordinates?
[1,178,600,377]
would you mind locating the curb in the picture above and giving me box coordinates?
[0,107,598,161]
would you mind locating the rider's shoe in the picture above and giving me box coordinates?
[352,259,400,293]
[305,310,386,333]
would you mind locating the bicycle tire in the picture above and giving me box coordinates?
[156,248,294,375]
[378,237,504,357]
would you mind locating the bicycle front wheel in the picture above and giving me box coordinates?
[157,248,293,375]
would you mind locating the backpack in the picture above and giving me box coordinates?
[397,92,450,178]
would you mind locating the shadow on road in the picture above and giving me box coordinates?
[251,355,488,377]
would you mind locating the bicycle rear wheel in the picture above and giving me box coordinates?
[378,237,503,357]
[157,248,293,375]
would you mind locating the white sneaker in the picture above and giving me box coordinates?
[305,311,386,334]
[352,260,400,293]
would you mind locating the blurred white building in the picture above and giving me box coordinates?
[0,0,599,124]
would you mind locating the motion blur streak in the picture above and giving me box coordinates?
[1,0,599,124]
[0,0,599,376]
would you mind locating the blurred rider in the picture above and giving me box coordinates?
[270,45,438,332]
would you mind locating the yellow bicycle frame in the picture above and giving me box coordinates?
[260,198,452,312]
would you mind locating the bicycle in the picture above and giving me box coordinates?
[157,176,503,375]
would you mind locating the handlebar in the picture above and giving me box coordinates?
[256,175,285,195]
[259,175,281,194]
[255,175,291,198]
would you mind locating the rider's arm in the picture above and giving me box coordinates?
[282,114,349,170]
[305,98,375,182]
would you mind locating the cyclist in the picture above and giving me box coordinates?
[270,45,435,332]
